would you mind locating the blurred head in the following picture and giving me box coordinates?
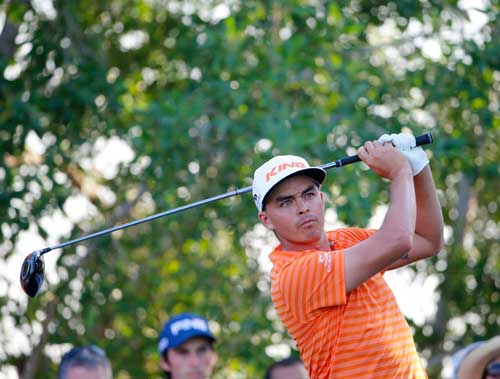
[264,357,308,379]
[453,335,500,379]
[57,345,112,379]
[158,313,217,379]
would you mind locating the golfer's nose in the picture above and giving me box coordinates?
[296,198,309,214]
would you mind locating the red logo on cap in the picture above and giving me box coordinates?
[265,162,306,182]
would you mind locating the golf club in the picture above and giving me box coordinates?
[20,132,434,297]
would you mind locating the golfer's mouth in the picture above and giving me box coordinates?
[299,217,317,228]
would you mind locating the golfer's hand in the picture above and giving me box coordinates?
[357,140,411,180]
[378,133,429,176]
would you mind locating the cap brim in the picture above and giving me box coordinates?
[262,167,326,210]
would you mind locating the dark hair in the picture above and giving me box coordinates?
[57,345,112,379]
[264,357,304,379]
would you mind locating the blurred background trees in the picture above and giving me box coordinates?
[1,0,499,378]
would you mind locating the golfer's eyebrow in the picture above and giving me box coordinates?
[275,185,316,203]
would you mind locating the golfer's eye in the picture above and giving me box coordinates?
[304,191,315,199]
[279,199,292,207]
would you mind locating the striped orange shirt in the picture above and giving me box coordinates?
[269,228,428,379]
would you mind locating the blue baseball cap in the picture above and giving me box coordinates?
[158,313,216,356]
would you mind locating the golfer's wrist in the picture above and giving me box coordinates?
[392,164,413,180]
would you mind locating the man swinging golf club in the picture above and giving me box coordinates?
[20,132,434,299]
[252,132,444,378]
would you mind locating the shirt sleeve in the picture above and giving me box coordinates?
[277,250,346,323]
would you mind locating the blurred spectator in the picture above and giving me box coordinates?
[264,357,309,379]
[158,312,217,379]
[452,335,500,379]
[57,344,112,379]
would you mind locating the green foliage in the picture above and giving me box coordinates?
[1,1,499,379]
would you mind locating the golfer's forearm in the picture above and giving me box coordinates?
[343,167,416,290]
[379,168,416,258]
[414,166,444,252]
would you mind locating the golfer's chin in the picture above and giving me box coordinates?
[293,228,325,246]
[299,221,324,237]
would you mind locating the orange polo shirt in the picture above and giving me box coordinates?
[269,228,428,379]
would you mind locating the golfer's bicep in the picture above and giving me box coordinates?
[343,235,396,292]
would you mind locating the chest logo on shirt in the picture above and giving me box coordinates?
[318,252,332,272]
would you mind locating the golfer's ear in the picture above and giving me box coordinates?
[258,211,275,230]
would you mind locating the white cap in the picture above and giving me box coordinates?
[252,155,326,211]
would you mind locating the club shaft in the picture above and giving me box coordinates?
[46,186,253,253]
[42,132,433,255]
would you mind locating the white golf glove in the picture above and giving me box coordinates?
[378,133,429,176]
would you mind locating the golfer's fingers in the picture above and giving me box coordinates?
[358,146,366,160]
[359,140,385,162]
[364,140,383,154]
[358,141,372,160]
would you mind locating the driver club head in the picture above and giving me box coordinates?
[20,250,45,298]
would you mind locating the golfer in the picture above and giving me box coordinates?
[252,133,444,378]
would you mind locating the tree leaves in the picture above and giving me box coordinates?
[1,1,499,378]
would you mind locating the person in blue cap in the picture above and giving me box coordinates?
[158,312,218,379]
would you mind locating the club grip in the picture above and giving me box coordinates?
[415,132,433,146]
[322,132,434,169]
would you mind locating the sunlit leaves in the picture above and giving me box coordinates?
[1,1,499,379]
